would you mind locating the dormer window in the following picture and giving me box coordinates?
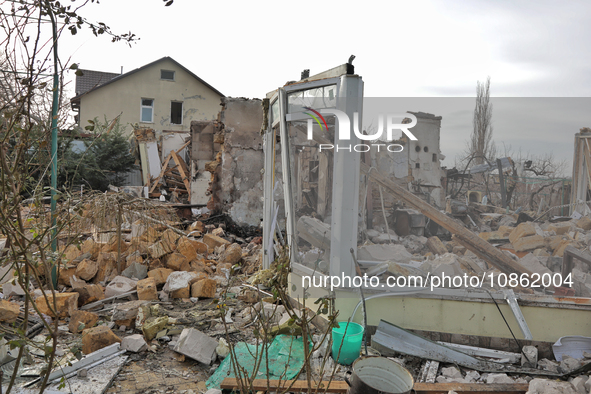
[161,70,175,81]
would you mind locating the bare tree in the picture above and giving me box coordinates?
[467,77,496,165]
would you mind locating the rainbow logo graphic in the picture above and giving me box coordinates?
[303,107,328,131]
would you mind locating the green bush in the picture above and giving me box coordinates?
[59,117,136,191]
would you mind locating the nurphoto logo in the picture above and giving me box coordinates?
[304,108,419,152]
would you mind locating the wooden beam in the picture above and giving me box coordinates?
[360,162,532,276]
[562,245,591,278]
[149,152,173,193]
[413,383,528,394]
[171,150,191,201]
[220,378,348,393]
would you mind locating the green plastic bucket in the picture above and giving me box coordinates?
[332,322,364,365]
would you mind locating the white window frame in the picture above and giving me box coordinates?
[160,69,175,81]
[170,101,183,125]
[140,98,154,123]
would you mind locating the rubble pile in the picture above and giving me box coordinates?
[357,208,591,296]
[0,214,271,392]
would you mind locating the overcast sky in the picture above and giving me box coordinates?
[52,0,591,172]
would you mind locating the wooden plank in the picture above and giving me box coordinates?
[171,150,191,200]
[413,383,528,394]
[165,178,187,187]
[149,152,173,193]
[220,378,348,393]
[360,162,532,276]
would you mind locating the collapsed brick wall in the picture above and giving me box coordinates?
[191,98,264,228]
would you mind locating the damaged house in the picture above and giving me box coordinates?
[70,56,224,133]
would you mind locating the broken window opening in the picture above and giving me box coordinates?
[160,69,175,81]
[140,98,154,123]
[415,163,420,168]
[432,153,437,162]
[171,101,183,125]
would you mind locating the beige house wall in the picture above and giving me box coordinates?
[78,58,223,136]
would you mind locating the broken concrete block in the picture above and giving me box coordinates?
[2,280,26,296]
[0,300,20,323]
[147,268,174,286]
[64,244,82,261]
[174,328,218,365]
[518,254,552,276]
[165,253,190,271]
[104,276,137,298]
[584,376,591,392]
[191,279,216,298]
[421,253,465,278]
[553,240,573,257]
[81,326,121,354]
[187,239,208,255]
[465,370,480,383]
[569,376,587,394]
[509,223,537,244]
[203,234,230,250]
[371,232,399,244]
[69,310,99,333]
[69,275,87,289]
[527,378,577,394]
[0,265,14,286]
[513,235,545,252]
[112,300,150,322]
[171,285,190,299]
[521,345,538,368]
[176,237,198,262]
[94,252,118,283]
[357,244,412,263]
[161,228,181,248]
[121,262,148,280]
[121,334,147,353]
[486,373,514,384]
[142,316,169,341]
[216,338,229,359]
[73,284,105,306]
[576,216,591,231]
[560,356,582,373]
[426,236,448,255]
[57,267,78,287]
[165,271,198,292]
[81,238,100,259]
[137,277,158,301]
[547,222,573,235]
[546,235,564,251]
[538,359,559,373]
[75,259,99,281]
[441,366,462,379]
[190,259,210,275]
[189,220,204,233]
[35,292,78,318]
[220,243,242,265]
[126,251,143,266]
[533,248,550,257]
[148,240,173,259]
[140,226,159,244]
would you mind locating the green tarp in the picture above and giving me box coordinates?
[206,335,306,389]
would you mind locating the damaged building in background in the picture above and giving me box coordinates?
[129,97,265,229]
